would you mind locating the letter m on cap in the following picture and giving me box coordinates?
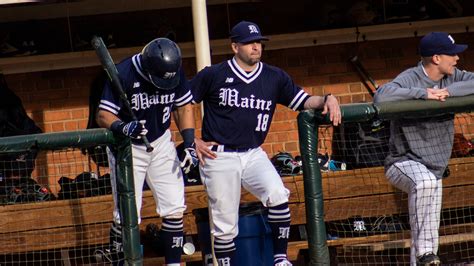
[248,25,259,34]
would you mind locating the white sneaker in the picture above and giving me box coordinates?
[275,259,293,266]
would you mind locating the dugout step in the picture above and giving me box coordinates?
[343,232,474,252]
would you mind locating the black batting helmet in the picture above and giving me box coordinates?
[141,38,182,90]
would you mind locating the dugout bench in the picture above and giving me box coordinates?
[0,157,473,265]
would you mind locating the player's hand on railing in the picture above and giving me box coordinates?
[322,94,342,126]
[427,88,449,102]
[179,143,199,174]
[110,120,148,139]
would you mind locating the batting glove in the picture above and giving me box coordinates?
[110,120,148,139]
[179,144,199,174]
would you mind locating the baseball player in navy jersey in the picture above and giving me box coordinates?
[190,21,341,266]
[96,38,197,266]
[375,32,474,265]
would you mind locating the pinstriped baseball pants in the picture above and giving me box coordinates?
[386,160,442,265]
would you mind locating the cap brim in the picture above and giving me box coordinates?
[450,44,468,55]
[233,36,269,44]
[149,73,180,90]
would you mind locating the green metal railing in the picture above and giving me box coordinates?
[0,128,142,265]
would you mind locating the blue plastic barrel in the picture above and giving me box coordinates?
[193,202,273,266]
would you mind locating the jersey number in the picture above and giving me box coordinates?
[255,113,269,132]
[163,107,171,123]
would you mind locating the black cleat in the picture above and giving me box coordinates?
[417,252,441,265]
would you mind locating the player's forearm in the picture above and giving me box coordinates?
[304,94,337,110]
[96,109,120,129]
[175,104,195,147]
[174,104,195,131]
[303,96,325,109]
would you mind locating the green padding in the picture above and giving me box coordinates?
[318,102,376,125]
[297,110,329,265]
[0,128,115,152]
[375,95,474,120]
[116,136,142,265]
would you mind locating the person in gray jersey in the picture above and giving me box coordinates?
[374,32,474,265]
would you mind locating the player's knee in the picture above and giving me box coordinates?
[266,187,290,207]
[164,212,184,219]
[416,178,438,191]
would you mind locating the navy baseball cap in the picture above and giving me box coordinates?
[419,32,467,57]
[230,21,269,43]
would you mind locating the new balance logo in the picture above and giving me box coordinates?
[225,77,234,83]
[133,82,140,88]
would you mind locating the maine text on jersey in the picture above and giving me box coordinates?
[219,88,272,111]
[131,91,175,111]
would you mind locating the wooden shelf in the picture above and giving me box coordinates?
[1,16,473,75]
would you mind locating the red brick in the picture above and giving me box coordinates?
[271,143,284,153]
[339,95,352,104]
[269,121,296,131]
[323,84,350,95]
[64,121,79,131]
[273,112,287,122]
[352,93,367,103]
[285,66,308,77]
[261,144,272,155]
[363,59,387,71]
[44,110,71,122]
[328,73,360,84]
[288,131,299,141]
[50,122,65,132]
[265,133,277,143]
[49,99,88,108]
[276,132,289,142]
[77,120,88,129]
[283,142,299,153]
[287,111,298,120]
[309,86,324,96]
[299,76,330,87]
[43,124,53,133]
[31,89,69,101]
[69,87,90,98]
[309,63,348,75]
[71,109,86,119]
[349,83,363,93]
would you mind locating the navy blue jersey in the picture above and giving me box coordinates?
[99,54,193,144]
[190,58,310,149]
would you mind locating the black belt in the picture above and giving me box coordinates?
[210,145,252,153]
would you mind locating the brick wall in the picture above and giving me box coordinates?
[5,33,474,160]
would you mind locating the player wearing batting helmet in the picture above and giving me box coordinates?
[374,32,474,265]
[96,38,197,265]
[190,21,341,266]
